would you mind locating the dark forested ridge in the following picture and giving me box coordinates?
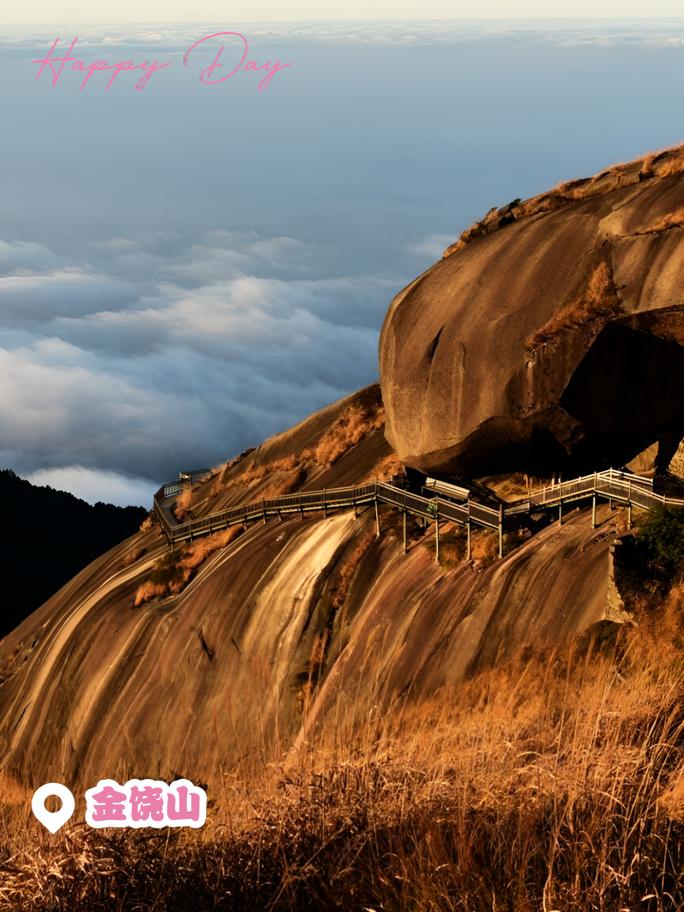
[0,469,146,637]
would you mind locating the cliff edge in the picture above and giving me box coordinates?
[380,145,684,477]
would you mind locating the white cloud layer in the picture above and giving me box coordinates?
[406,233,454,259]
[4,20,684,48]
[0,228,403,502]
[25,466,157,507]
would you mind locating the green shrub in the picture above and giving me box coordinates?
[636,506,684,574]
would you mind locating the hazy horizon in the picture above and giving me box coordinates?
[3,1,684,22]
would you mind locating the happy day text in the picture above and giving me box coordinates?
[31,33,293,91]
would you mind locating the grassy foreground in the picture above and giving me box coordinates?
[5,502,684,911]
[2,584,684,912]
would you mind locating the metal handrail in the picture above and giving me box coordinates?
[152,466,684,547]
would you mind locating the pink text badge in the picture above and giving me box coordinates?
[84,778,207,829]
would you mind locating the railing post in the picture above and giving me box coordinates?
[466,501,472,560]
[157,464,661,553]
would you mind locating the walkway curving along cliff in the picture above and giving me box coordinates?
[153,467,684,560]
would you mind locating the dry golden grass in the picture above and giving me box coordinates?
[435,524,467,567]
[132,577,167,605]
[297,630,330,715]
[138,514,155,533]
[255,469,307,501]
[330,527,377,615]
[120,544,146,568]
[479,472,554,501]
[3,594,684,910]
[527,259,622,349]
[173,487,194,521]
[362,452,404,483]
[637,206,684,236]
[310,403,385,468]
[133,526,244,606]
[235,454,298,488]
[0,770,31,808]
[233,457,306,501]
[184,396,389,516]
[444,143,684,258]
[239,401,384,481]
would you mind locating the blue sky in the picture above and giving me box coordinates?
[1,20,684,505]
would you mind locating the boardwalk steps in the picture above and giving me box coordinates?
[153,468,684,559]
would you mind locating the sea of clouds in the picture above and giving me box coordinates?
[1,20,683,505]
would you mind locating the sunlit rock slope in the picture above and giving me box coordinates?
[380,145,684,477]
[0,384,621,789]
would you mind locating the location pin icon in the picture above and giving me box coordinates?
[31,783,75,834]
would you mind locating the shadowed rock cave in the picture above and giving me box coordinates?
[559,322,684,474]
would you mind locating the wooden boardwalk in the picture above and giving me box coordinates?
[153,467,684,560]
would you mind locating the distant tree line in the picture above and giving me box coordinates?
[0,469,146,637]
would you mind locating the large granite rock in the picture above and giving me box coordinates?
[380,147,684,477]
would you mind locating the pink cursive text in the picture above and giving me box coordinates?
[31,33,294,92]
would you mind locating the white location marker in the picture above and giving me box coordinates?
[31,782,75,834]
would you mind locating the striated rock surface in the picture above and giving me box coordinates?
[380,146,684,478]
[0,385,620,790]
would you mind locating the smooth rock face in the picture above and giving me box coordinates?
[380,149,684,477]
[0,387,618,790]
[0,501,617,790]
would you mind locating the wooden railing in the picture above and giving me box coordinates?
[514,468,680,513]
[154,481,377,545]
[152,467,684,557]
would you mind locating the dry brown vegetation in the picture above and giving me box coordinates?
[173,487,194,522]
[2,588,684,910]
[227,455,304,496]
[433,524,467,567]
[180,395,388,517]
[527,259,622,349]
[431,525,509,567]
[120,544,146,568]
[138,514,155,533]
[133,526,244,606]
[330,527,377,615]
[362,452,404,483]
[310,401,385,468]
[445,143,684,257]
[478,472,556,501]
[637,206,684,236]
